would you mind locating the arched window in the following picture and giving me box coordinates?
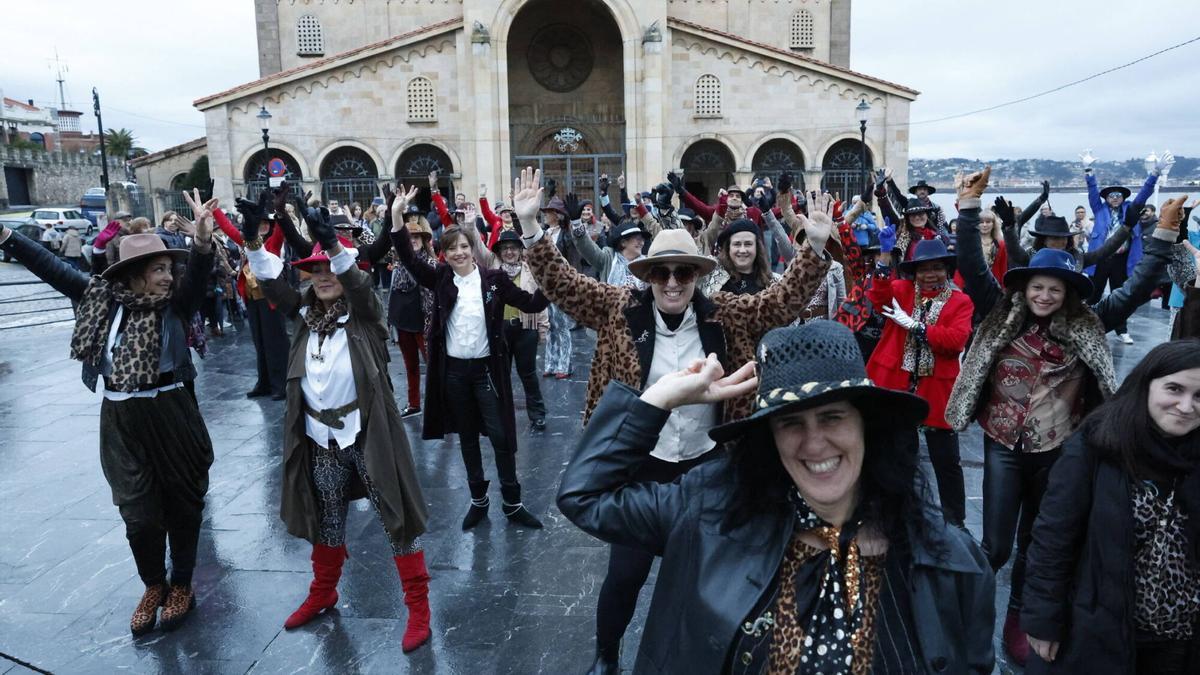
[320,146,380,207]
[752,139,806,191]
[694,74,722,118]
[790,10,815,50]
[407,77,437,122]
[297,15,324,57]
[821,139,873,199]
[680,139,735,203]
[28,132,45,149]
[242,149,304,201]
[395,144,455,212]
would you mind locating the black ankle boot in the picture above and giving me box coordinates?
[585,644,620,675]
[462,481,490,530]
[502,502,544,529]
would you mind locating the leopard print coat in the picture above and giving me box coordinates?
[524,234,829,425]
[945,291,1117,431]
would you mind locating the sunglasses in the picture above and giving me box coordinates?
[647,264,698,285]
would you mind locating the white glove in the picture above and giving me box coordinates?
[882,299,919,331]
[805,212,833,256]
[1188,214,1199,234]
[1153,150,1175,176]
[1079,150,1097,169]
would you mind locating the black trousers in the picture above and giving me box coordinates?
[245,296,289,395]
[902,427,965,526]
[981,437,1062,610]
[503,321,546,423]
[596,451,713,657]
[444,357,522,504]
[1089,249,1130,334]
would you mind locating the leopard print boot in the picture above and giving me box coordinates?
[159,584,196,632]
[130,583,168,637]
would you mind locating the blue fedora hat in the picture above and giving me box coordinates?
[1003,248,1093,297]
[898,238,956,276]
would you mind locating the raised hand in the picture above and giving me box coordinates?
[778,172,793,195]
[545,177,558,199]
[956,167,991,200]
[305,204,338,250]
[234,196,265,243]
[1157,195,1189,232]
[565,193,583,221]
[390,185,419,231]
[993,197,1016,229]
[616,173,626,190]
[805,211,833,255]
[272,181,292,214]
[639,354,758,411]
[512,166,545,236]
[1153,150,1175,176]
[598,173,610,196]
[667,171,684,194]
[883,166,893,182]
[879,224,897,252]
[1079,149,1097,169]
[182,187,210,223]
[381,183,395,209]
[478,183,488,199]
[427,171,438,189]
[1040,180,1050,201]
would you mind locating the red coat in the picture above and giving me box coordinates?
[865,278,974,429]
[953,239,1006,290]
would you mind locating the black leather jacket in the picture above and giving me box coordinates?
[558,383,996,674]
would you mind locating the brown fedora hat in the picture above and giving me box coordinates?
[102,233,188,280]
[627,229,717,281]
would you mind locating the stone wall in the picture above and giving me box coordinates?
[131,138,207,222]
[0,146,123,209]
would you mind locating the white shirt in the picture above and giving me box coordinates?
[645,307,718,462]
[446,266,490,359]
[301,308,360,450]
[101,304,184,401]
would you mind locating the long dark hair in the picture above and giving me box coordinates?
[1084,339,1200,477]
[724,398,941,559]
[717,233,774,289]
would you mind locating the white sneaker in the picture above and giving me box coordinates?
[1120,333,1134,345]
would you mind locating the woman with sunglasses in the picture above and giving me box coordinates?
[511,167,833,673]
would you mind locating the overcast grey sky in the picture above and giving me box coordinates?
[5,1,1198,160]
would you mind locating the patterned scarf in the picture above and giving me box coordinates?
[70,278,172,393]
[501,261,524,279]
[607,253,646,290]
[900,284,953,380]
[768,489,874,675]
[303,296,348,349]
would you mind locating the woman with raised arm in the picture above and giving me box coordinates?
[949,167,1184,666]
[389,186,550,530]
[236,197,432,653]
[0,191,216,637]
[559,321,995,674]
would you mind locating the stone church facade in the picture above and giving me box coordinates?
[196,0,917,211]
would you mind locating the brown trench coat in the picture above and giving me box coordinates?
[261,262,428,546]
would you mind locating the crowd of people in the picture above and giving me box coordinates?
[0,149,1198,674]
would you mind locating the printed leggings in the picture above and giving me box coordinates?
[544,303,572,374]
[312,439,419,555]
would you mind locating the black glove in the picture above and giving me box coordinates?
[993,196,1016,230]
[565,193,583,221]
[874,169,888,190]
[271,181,292,216]
[860,174,874,203]
[756,192,772,213]
[382,183,395,210]
[234,191,268,243]
[545,178,558,199]
[667,171,685,195]
[598,174,610,196]
[305,205,338,250]
[1040,180,1050,202]
[653,183,675,211]
[778,172,793,195]
[1123,202,1143,229]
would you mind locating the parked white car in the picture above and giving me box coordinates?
[31,207,93,234]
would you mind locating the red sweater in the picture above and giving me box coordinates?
[214,208,284,300]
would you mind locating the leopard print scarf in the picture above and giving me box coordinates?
[70,278,172,393]
[303,296,348,348]
[900,284,954,379]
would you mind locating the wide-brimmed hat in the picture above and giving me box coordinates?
[709,322,928,443]
[404,217,433,240]
[491,229,523,253]
[716,218,762,248]
[908,180,937,195]
[898,239,956,276]
[102,233,188,280]
[111,210,133,221]
[726,185,747,199]
[1099,185,1131,200]
[330,213,363,235]
[627,229,717,281]
[292,238,357,273]
[493,200,515,215]
[1029,215,1072,238]
[903,197,936,215]
[607,222,647,250]
[540,197,568,217]
[677,207,699,225]
[1003,248,1094,297]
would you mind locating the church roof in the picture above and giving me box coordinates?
[129,137,207,168]
[667,18,919,99]
[193,18,463,110]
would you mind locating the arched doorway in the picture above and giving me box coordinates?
[820,139,873,200]
[395,144,454,213]
[243,148,303,200]
[320,146,379,210]
[508,0,625,202]
[752,139,806,192]
[680,140,735,203]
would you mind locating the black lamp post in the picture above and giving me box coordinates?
[257,105,272,188]
[855,97,870,193]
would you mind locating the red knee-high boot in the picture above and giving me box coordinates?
[284,544,348,629]
[394,550,431,653]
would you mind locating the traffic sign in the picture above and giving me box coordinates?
[267,158,286,177]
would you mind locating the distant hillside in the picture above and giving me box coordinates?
[908,157,1200,190]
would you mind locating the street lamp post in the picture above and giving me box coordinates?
[257,105,272,194]
[855,98,871,195]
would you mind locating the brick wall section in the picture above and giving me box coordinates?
[0,147,123,208]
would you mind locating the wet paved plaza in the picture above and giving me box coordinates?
[0,261,1175,674]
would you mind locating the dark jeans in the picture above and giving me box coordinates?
[444,357,521,504]
[1089,249,1130,334]
[124,502,202,588]
[981,437,1062,610]
[373,263,392,289]
[595,451,713,657]
[504,321,546,423]
[245,296,289,395]
[902,427,965,526]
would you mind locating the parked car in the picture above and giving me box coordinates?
[0,216,42,263]
[79,187,106,226]
[31,207,93,235]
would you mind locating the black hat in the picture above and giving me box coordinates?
[717,218,762,248]
[709,322,928,443]
[908,180,937,195]
[1003,248,1093,297]
[903,197,936,215]
[330,213,357,230]
[1029,215,1072,238]
[491,229,523,253]
[1099,185,1131,200]
[403,204,422,217]
[898,239,956,276]
[607,222,646,249]
[677,207,699,224]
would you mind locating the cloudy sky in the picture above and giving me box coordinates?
[5,0,1198,161]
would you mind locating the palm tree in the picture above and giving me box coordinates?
[104,128,137,159]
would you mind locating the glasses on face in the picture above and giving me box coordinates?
[647,264,698,285]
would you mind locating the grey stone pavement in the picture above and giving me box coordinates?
[0,259,1175,674]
